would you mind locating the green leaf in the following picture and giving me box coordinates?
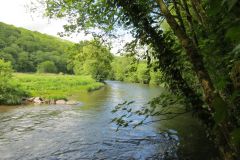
[231,128,240,145]
[226,26,240,42]
[212,96,228,124]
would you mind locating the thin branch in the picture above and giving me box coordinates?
[143,111,190,125]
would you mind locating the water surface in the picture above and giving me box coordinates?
[0,81,216,160]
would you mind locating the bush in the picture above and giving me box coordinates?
[0,59,28,105]
[37,61,58,73]
[0,83,28,105]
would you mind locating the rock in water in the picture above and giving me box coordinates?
[28,97,35,102]
[56,100,66,105]
[33,97,43,104]
[66,100,78,105]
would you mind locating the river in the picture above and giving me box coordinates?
[0,81,217,160]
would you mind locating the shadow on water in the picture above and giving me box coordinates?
[0,81,217,160]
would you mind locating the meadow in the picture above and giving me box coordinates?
[13,73,104,100]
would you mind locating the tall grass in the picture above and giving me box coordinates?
[13,73,104,100]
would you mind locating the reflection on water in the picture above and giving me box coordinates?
[0,81,216,160]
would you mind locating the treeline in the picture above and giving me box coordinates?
[0,22,73,73]
[0,21,165,84]
[0,22,158,85]
[67,39,159,84]
[110,56,162,85]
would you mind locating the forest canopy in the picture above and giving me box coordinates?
[0,22,73,73]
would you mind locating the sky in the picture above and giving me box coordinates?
[0,0,91,42]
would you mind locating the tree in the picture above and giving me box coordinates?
[37,61,58,73]
[156,0,215,106]
[136,63,150,84]
[154,0,240,158]
[149,69,162,85]
[0,51,15,66]
[111,56,138,82]
[0,39,6,49]
[70,39,113,82]
[17,52,34,72]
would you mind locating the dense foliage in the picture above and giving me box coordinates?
[37,61,58,73]
[40,0,240,158]
[68,40,113,82]
[0,59,28,105]
[111,56,162,85]
[0,22,153,84]
[0,22,73,73]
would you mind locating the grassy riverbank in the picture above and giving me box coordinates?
[13,73,104,100]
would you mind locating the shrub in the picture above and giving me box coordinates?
[37,61,58,73]
[0,59,28,105]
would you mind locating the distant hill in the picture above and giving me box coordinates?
[0,22,75,73]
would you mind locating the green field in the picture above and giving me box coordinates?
[13,73,104,100]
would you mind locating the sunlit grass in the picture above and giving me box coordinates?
[13,73,104,100]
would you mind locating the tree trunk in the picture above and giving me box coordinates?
[155,0,238,159]
[156,0,215,107]
[172,0,186,33]
[181,0,199,46]
[190,0,207,28]
[116,0,212,127]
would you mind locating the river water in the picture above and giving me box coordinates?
[0,81,216,160]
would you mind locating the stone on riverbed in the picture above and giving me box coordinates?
[66,100,78,105]
[33,97,43,104]
[28,97,35,102]
[22,97,79,105]
[55,100,66,105]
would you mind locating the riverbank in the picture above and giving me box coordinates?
[11,73,104,104]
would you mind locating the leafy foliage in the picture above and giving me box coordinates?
[0,22,73,73]
[69,39,113,82]
[37,61,58,73]
[0,59,28,105]
[111,56,162,85]
[111,92,188,130]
